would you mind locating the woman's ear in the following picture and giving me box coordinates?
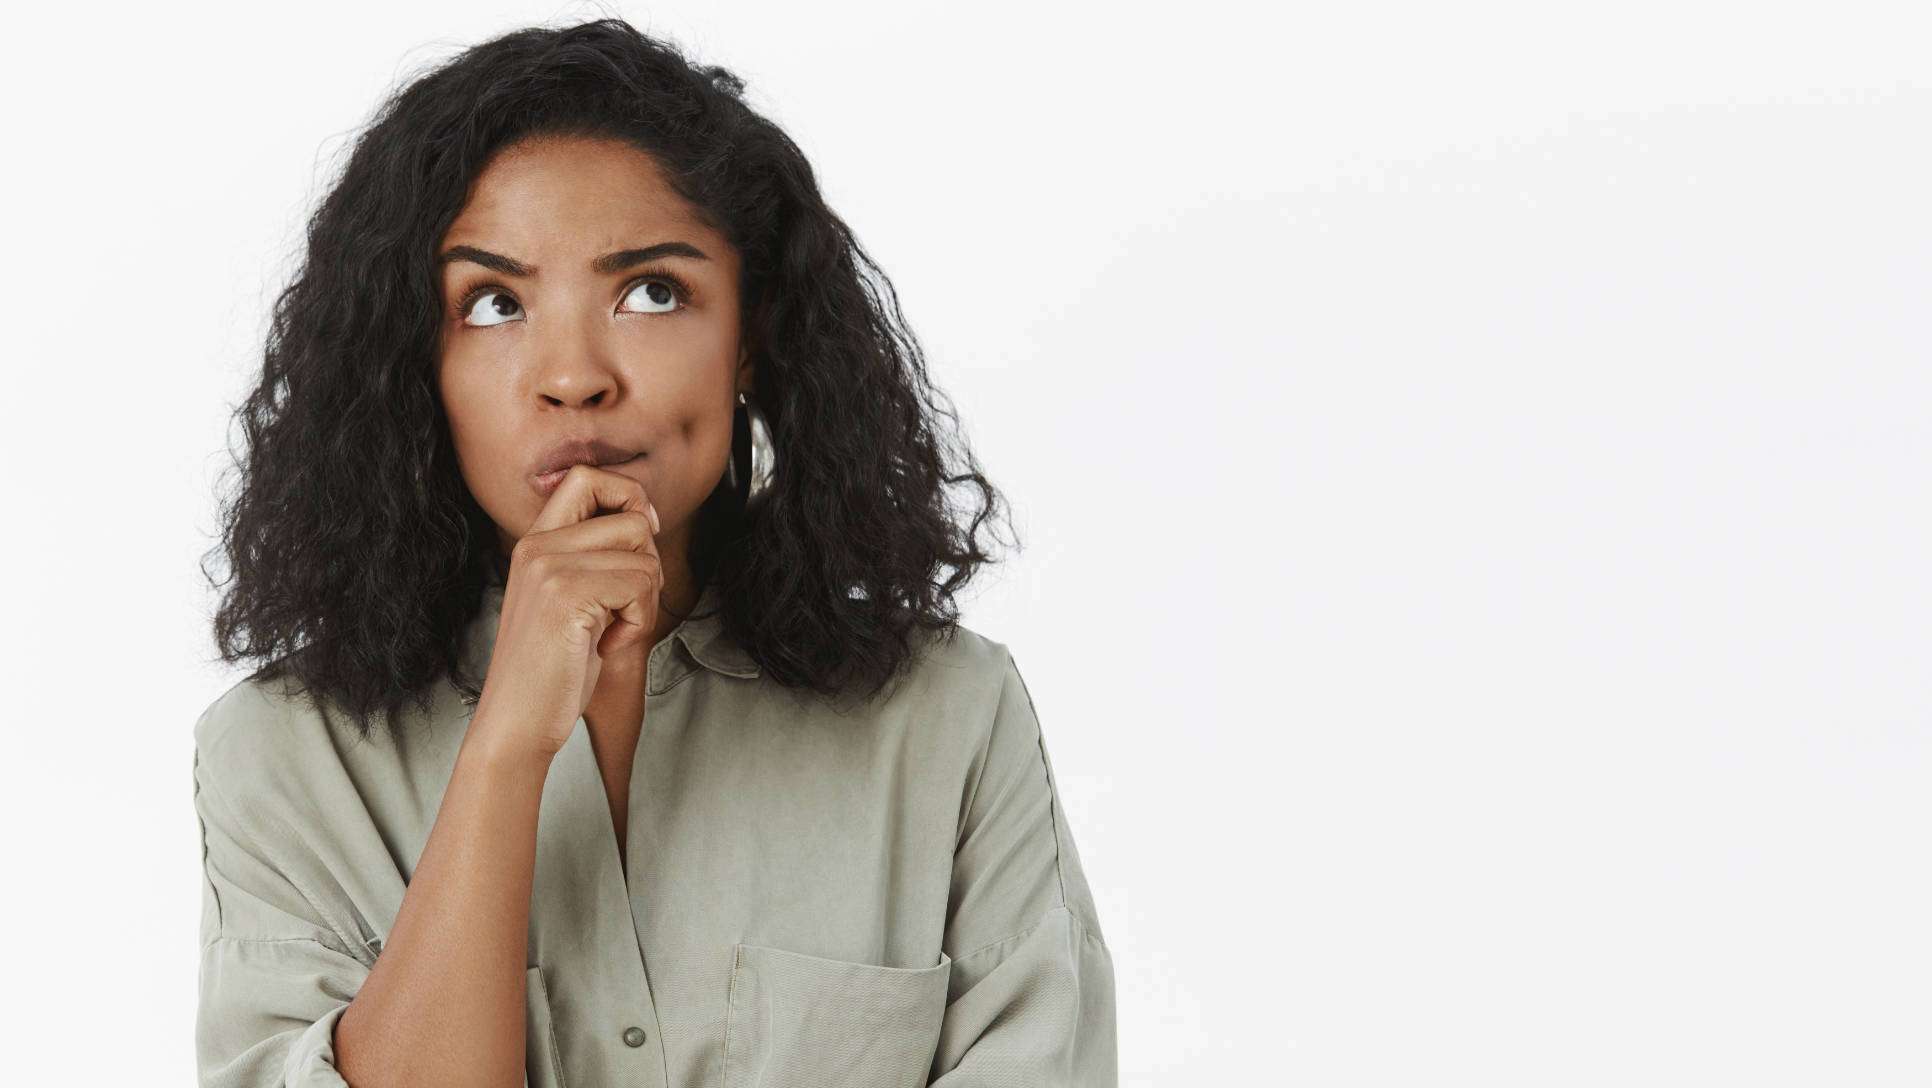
[737,290,769,394]
[736,349,757,396]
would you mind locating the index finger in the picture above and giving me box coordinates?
[528,462,657,535]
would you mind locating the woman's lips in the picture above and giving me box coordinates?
[532,454,645,497]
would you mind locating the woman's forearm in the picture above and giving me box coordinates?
[332,712,553,1088]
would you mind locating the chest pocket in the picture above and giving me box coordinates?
[722,943,953,1088]
[524,965,567,1088]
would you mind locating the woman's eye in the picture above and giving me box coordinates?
[622,279,683,315]
[462,291,523,327]
[456,279,681,326]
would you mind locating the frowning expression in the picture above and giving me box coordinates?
[433,134,753,582]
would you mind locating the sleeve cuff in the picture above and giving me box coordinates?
[281,1001,355,1088]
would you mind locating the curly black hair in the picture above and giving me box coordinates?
[202,17,1017,744]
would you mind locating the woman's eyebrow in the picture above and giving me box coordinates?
[436,241,711,276]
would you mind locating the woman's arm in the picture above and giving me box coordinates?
[927,648,1118,1086]
[330,718,552,1088]
[195,697,554,1088]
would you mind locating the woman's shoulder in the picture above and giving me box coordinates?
[867,617,1035,734]
[190,673,369,808]
[195,674,321,756]
[913,616,1016,678]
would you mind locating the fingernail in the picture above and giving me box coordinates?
[648,502,660,533]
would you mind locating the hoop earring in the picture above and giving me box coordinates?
[725,390,775,517]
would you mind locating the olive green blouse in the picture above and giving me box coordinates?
[191,581,1115,1087]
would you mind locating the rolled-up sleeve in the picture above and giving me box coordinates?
[194,740,370,1088]
[929,649,1117,1087]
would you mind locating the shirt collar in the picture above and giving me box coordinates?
[463,578,760,698]
[658,580,762,685]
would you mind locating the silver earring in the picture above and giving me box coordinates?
[726,391,775,516]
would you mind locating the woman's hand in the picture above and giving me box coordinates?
[469,463,662,762]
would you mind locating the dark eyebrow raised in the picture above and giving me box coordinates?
[436,241,711,277]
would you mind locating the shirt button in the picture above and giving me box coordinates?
[623,1026,647,1047]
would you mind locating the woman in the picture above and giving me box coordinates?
[192,17,1114,1088]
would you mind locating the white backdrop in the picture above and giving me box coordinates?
[1,1,1926,1084]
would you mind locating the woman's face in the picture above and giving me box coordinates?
[434,134,751,591]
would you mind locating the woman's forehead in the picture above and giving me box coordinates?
[446,136,722,250]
